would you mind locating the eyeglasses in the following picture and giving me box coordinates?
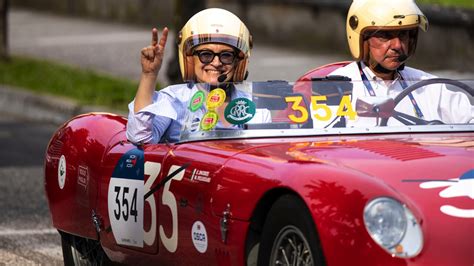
[193,50,237,65]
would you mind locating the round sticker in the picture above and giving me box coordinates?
[58,155,66,189]
[224,98,256,124]
[200,111,219,131]
[191,221,208,253]
[189,91,205,112]
[206,88,226,110]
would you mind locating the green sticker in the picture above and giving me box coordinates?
[224,98,256,125]
[200,111,219,131]
[189,91,205,112]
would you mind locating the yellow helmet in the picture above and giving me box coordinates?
[177,8,252,82]
[346,0,428,61]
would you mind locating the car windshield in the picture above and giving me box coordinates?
[179,79,474,142]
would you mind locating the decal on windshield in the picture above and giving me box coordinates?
[201,111,219,131]
[207,88,226,109]
[285,95,356,123]
[225,98,256,124]
[189,117,201,132]
[189,91,205,112]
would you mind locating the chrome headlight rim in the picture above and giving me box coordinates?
[363,196,423,258]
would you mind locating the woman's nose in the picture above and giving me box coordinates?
[210,54,222,66]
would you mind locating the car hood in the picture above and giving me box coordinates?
[238,132,473,262]
[242,132,473,218]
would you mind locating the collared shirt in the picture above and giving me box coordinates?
[127,83,272,144]
[328,61,473,127]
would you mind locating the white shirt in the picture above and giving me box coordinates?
[327,62,473,127]
[127,83,272,144]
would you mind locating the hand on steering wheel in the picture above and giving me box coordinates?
[380,78,474,126]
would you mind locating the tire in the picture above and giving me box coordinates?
[61,232,112,266]
[257,195,325,266]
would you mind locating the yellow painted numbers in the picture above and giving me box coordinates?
[286,96,309,123]
[285,95,357,123]
[311,96,331,121]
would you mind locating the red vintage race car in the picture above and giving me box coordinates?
[44,63,474,265]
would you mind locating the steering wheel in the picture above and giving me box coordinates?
[380,78,474,126]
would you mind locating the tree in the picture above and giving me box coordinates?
[0,0,8,60]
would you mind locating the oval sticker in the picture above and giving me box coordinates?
[58,155,66,189]
[191,221,208,253]
[189,91,205,112]
[200,111,218,131]
[206,88,226,110]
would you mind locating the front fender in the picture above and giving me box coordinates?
[44,112,127,239]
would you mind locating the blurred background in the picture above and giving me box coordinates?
[1,0,473,116]
[0,0,473,263]
[3,0,474,84]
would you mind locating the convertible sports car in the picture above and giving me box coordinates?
[44,63,474,265]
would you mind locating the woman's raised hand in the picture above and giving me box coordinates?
[140,27,169,76]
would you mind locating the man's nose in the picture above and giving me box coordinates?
[390,36,403,49]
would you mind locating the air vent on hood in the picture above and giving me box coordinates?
[344,140,444,161]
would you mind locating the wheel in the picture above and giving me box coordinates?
[61,232,112,266]
[258,194,325,266]
[380,78,474,126]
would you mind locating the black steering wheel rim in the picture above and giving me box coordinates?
[380,78,474,126]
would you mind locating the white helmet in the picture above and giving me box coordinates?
[177,8,252,82]
[346,0,428,61]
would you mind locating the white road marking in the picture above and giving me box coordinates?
[0,228,57,236]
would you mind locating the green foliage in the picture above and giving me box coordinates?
[0,56,142,110]
[418,0,474,9]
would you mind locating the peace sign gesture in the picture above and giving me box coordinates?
[140,27,169,76]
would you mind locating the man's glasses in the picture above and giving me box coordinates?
[193,50,237,65]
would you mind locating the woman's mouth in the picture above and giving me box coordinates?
[205,69,222,75]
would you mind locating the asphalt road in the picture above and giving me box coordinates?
[0,115,63,264]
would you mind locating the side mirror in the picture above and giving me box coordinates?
[356,97,395,119]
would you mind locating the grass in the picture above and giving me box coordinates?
[0,56,142,111]
[418,0,474,9]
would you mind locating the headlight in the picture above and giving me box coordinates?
[364,197,423,258]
